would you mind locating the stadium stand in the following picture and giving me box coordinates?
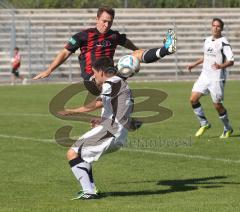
[0,8,240,82]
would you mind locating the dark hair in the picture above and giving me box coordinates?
[97,6,115,19]
[212,18,224,30]
[14,47,19,51]
[93,57,116,74]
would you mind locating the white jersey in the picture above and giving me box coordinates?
[71,76,133,163]
[100,75,133,129]
[201,36,234,81]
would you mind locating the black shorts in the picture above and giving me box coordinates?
[11,68,20,77]
[83,78,101,96]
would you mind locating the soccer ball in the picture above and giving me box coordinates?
[117,55,140,78]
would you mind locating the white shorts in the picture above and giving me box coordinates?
[192,75,225,103]
[71,124,128,163]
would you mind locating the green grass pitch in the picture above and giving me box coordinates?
[0,81,239,211]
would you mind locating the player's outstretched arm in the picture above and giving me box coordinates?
[33,49,72,80]
[187,57,204,72]
[58,99,103,116]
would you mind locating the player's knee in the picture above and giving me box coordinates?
[190,94,201,105]
[66,148,78,161]
[190,97,198,105]
[213,103,224,112]
[132,49,144,61]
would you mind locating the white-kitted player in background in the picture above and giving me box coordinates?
[187,18,234,138]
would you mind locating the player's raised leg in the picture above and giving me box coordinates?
[132,28,177,63]
[163,28,177,54]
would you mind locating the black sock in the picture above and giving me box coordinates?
[142,47,168,63]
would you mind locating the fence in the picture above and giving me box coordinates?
[0,8,240,83]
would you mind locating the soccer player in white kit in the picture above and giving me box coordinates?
[187,18,234,138]
[58,57,134,200]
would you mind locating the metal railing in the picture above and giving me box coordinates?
[1,8,239,84]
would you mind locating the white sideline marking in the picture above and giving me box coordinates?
[0,134,239,164]
[0,134,55,143]
[0,113,51,117]
[123,148,240,164]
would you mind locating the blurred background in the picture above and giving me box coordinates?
[1,0,240,83]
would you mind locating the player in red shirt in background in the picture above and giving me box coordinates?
[11,47,27,85]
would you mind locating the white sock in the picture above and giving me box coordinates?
[88,164,97,191]
[69,158,95,194]
[192,103,208,126]
[219,111,231,131]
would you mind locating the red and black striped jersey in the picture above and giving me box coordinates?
[65,28,127,80]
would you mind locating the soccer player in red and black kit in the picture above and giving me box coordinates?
[33,6,177,93]
[33,7,138,88]
[33,6,176,134]
[65,8,138,81]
